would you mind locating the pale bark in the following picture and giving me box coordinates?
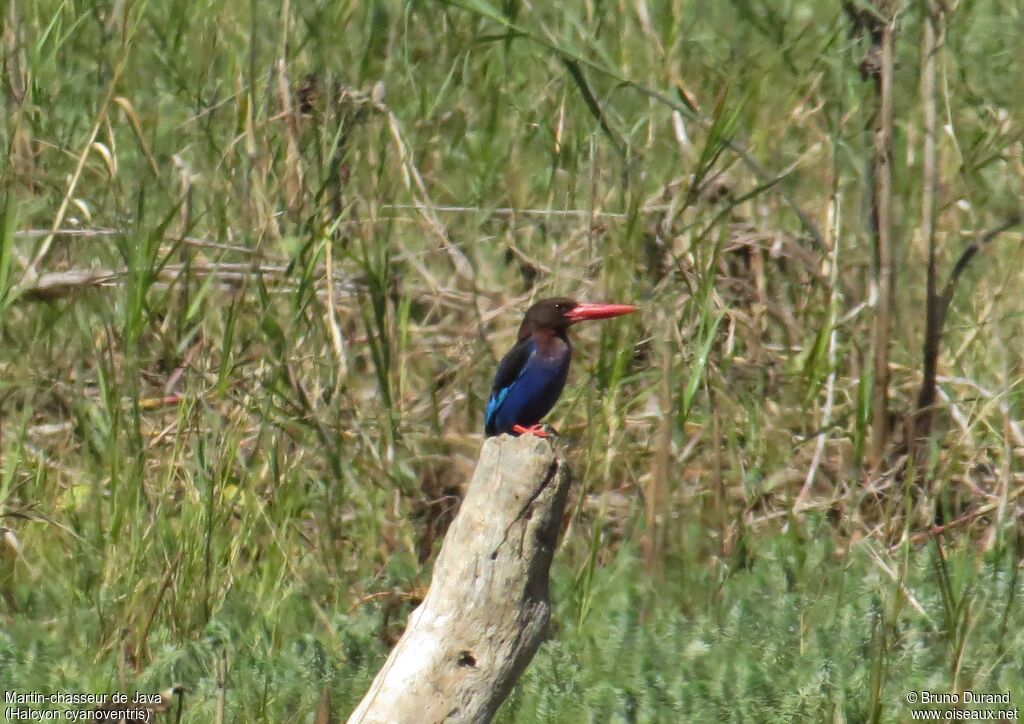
[348,435,571,724]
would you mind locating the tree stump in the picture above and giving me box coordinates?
[347,435,572,724]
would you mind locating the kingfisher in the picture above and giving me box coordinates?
[485,297,637,437]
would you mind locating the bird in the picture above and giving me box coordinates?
[485,297,637,437]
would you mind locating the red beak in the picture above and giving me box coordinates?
[564,302,638,323]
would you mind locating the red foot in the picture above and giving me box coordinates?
[512,424,549,438]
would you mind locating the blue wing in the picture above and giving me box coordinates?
[485,338,536,436]
[484,336,571,436]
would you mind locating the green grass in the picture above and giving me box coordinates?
[1,0,1023,721]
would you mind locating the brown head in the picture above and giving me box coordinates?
[516,297,637,341]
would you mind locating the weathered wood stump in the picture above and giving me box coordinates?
[347,435,571,724]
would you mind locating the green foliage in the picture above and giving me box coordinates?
[502,535,1024,722]
[1,0,1022,721]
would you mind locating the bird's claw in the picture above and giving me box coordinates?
[511,424,557,438]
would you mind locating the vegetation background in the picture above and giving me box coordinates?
[1,0,1022,721]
